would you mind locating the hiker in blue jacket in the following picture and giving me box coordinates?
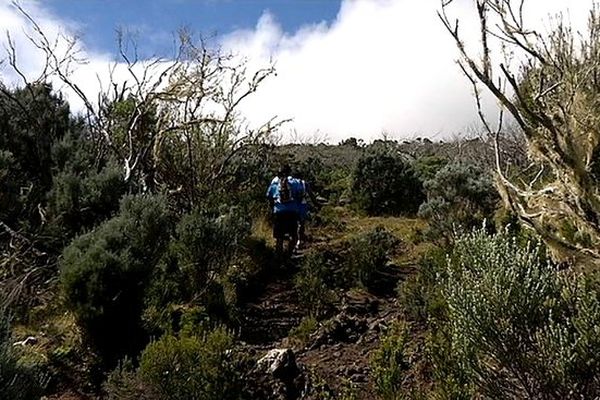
[266,165,304,255]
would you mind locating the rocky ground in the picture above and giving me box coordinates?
[41,213,423,400]
[238,245,414,400]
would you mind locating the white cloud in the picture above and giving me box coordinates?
[223,0,595,142]
[0,0,595,143]
[0,1,112,111]
[0,1,176,115]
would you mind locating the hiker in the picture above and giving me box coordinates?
[295,173,320,249]
[266,165,303,255]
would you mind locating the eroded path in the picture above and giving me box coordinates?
[239,213,422,399]
[240,266,305,345]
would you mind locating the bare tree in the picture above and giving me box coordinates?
[0,2,286,309]
[4,2,285,201]
[152,29,287,205]
[440,0,600,265]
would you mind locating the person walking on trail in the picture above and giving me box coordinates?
[266,165,303,255]
[295,173,320,249]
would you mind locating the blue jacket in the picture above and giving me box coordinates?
[266,176,303,214]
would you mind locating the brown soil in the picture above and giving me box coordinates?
[239,243,413,400]
[44,391,89,400]
[240,269,305,345]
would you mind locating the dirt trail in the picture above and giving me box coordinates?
[240,267,305,345]
[297,302,401,397]
[239,241,411,399]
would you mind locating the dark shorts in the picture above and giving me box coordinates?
[273,211,299,239]
[299,203,309,222]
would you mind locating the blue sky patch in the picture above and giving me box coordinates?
[43,0,341,56]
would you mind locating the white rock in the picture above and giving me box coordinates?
[256,348,297,377]
[13,336,37,346]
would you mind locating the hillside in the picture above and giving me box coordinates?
[5,2,600,396]
[11,205,427,400]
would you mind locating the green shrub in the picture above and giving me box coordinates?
[143,207,252,333]
[418,162,498,241]
[0,83,72,228]
[0,311,46,400]
[338,380,360,400]
[174,207,250,296]
[371,320,412,400]
[225,237,273,296]
[60,195,172,364]
[312,205,346,231]
[289,316,319,347]
[326,168,354,205]
[352,153,424,216]
[412,155,448,182]
[104,357,154,400]
[398,248,447,324]
[430,229,600,399]
[138,327,240,400]
[46,161,126,239]
[294,228,398,301]
[340,226,399,289]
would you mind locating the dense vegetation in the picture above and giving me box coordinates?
[0,78,504,399]
[3,1,600,399]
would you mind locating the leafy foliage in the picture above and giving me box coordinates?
[424,229,600,399]
[294,227,398,318]
[294,251,337,317]
[143,206,252,333]
[412,155,448,182]
[418,162,498,240]
[139,327,240,400]
[104,357,153,400]
[46,160,127,241]
[0,83,71,229]
[174,207,250,295]
[0,311,46,400]
[340,226,399,289]
[371,320,411,400]
[289,316,319,347]
[398,248,447,325]
[352,153,425,216]
[60,195,172,363]
[0,84,127,315]
[105,327,240,400]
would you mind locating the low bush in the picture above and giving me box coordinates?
[294,251,337,317]
[425,229,600,399]
[418,162,498,241]
[221,237,274,305]
[60,195,172,364]
[340,226,399,289]
[140,327,239,400]
[294,228,399,308]
[105,327,240,400]
[352,153,424,216]
[0,311,46,400]
[312,205,347,231]
[289,316,319,347]
[104,358,153,400]
[397,248,447,324]
[173,207,250,297]
[47,161,126,240]
[371,320,412,400]
[143,207,254,333]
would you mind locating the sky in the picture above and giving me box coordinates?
[40,0,342,57]
[0,0,595,143]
